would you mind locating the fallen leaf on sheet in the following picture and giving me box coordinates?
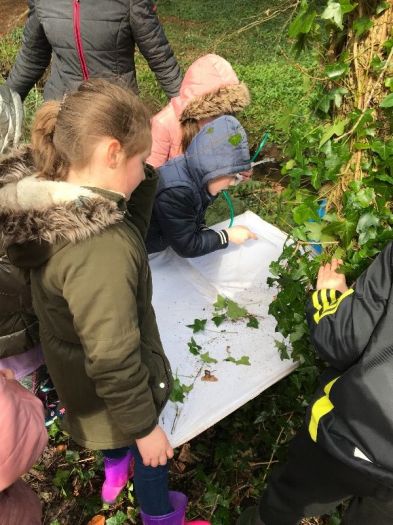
[201,370,218,382]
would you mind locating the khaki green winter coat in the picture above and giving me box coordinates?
[0,155,172,450]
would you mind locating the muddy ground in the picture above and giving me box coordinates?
[0,0,27,36]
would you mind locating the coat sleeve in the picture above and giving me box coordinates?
[147,116,171,168]
[154,187,229,258]
[61,235,157,439]
[129,0,182,98]
[306,242,393,370]
[127,165,158,240]
[6,0,52,101]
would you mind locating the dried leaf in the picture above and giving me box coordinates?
[201,370,218,382]
[87,515,106,525]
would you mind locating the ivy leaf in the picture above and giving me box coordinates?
[225,355,251,366]
[106,511,128,525]
[213,295,227,310]
[212,314,226,327]
[200,352,218,364]
[319,119,348,146]
[226,299,247,319]
[288,5,317,38]
[376,2,389,15]
[275,340,290,360]
[321,0,356,30]
[380,93,393,108]
[292,203,320,224]
[325,63,349,79]
[356,213,380,233]
[187,337,201,356]
[384,77,393,91]
[170,377,193,403]
[370,140,393,160]
[247,316,259,328]
[186,318,207,333]
[353,17,373,38]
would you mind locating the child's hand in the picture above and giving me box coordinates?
[0,369,15,380]
[226,226,257,244]
[317,259,348,294]
[135,425,174,467]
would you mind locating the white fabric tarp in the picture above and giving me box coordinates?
[150,211,297,448]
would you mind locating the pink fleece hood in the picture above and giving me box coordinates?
[171,54,249,118]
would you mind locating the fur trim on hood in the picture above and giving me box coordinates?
[179,83,250,123]
[0,148,123,250]
[170,54,250,121]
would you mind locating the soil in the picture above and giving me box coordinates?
[0,0,28,37]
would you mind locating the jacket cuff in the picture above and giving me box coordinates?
[132,418,158,441]
[217,229,229,248]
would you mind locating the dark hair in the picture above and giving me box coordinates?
[31,79,151,180]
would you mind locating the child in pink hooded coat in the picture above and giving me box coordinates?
[0,368,47,525]
[148,54,250,168]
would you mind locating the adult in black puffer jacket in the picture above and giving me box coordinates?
[146,115,256,258]
[6,0,182,101]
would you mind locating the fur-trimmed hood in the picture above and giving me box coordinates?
[170,54,250,121]
[0,147,124,268]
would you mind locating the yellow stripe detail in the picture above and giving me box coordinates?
[321,288,329,310]
[318,288,354,322]
[309,378,339,442]
[312,291,322,323]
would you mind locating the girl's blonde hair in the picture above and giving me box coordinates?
[31,79,151,181]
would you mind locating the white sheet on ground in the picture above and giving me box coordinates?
[150,211,297,448]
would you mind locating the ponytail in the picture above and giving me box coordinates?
[31,101,69,181]
[180,119,200,153]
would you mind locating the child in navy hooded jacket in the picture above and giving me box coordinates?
[146,115,256,258]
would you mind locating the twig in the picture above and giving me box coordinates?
[262,412,293,484]
[212,1,299,49]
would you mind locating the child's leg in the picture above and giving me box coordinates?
[343,491,393,525]
[257,428,381,525]
[129,444,172,516]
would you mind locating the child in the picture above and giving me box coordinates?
[148,53,250,168]
[0,368,48,525]
[146,115,257,258]
[0,79,208,525]
[237,252,393,525]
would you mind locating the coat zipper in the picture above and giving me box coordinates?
[73,0,90,80]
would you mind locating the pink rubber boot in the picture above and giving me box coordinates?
[140,491,211,525]
[101,450,134,504]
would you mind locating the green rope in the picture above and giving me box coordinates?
[223,131,270,228]
[251,132,269,162]
[222,190,235,227]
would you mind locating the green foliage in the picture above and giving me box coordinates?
[186,318,207,333]
[225,355,251,366]
[106,511,128,525]
[188,337,202,356]
[170,376,193,403]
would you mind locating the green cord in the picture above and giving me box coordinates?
[222,190,235,228]
[251,132,269,162]
[223,131,270,228]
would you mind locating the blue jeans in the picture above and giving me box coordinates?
[103,446,172,516]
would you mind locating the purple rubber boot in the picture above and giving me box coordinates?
[140,491,211,525]
[101,450,134,504]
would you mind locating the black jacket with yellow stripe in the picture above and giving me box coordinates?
[305,241,393,487]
